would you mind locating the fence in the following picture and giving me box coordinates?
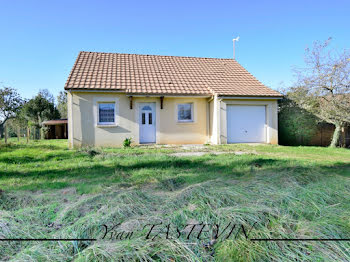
[1,124,44,143]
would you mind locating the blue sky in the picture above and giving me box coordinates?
[1,0,349,100]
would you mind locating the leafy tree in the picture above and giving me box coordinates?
[57,91,67,118]
[0,86,23,137]
[22,89,60,139]
[39,89,55,104]
[290,38,350,147]
[7,118,22,138]
[7,106,31,140]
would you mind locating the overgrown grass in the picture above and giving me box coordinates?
[1,139,350,261]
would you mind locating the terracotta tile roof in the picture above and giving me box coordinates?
[65,51,282,97]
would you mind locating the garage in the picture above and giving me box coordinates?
[227,105,266,143]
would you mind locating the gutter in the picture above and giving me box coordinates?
[66,89,212,98]
[218,96,283,100]
[126,94,212,98]
[66,89,125,93]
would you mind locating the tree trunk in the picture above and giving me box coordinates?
[4,124,7,144]
[26,127,30,143]
[17,126,20,142]
[34,127,38,140]
[330,124,341,147]
[40,127,44,140]
[38,114,43,140]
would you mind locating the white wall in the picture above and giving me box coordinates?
[218,99,279,144]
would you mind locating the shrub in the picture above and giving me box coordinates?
[278,98,319,146]
[123,137,132,148]
[79,146,100,157]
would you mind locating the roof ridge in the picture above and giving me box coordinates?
[79,51,237,61]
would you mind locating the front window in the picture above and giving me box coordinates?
[98,103,115,124]
[177,103,193,122]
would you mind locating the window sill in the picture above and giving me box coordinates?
[177,121,195,124]
[96,124,118,128]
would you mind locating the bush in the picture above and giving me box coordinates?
[278,98,319,146]
[79,146,100,157]
[123,137,132,148]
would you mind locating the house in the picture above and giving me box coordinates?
[65,51,282,148]
[42,119,68,139]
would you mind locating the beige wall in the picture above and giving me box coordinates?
[157,97,208,144]
[218,99,279,145]
[68,92,209,147]
[68,91,279,147]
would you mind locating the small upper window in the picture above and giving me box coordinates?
[142,105,152,111]
[98,103,115,124]
[177,103,193,122]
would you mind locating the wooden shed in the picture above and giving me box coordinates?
[42,119,68,139]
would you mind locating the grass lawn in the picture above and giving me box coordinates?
[1,139,350,261]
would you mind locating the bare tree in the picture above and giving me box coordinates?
[290,38,350,147]
[0,86,23,137]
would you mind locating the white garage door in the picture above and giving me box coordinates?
[227,105,266,143]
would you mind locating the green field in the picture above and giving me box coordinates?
[1,139,350,261]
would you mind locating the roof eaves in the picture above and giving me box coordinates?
[64,51,83,89]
